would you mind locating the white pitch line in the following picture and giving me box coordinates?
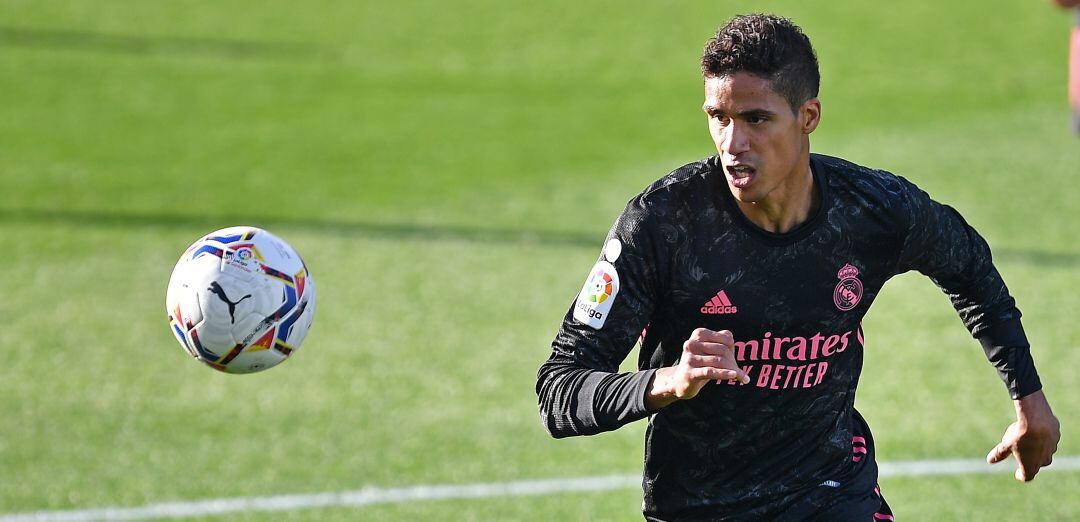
[877,456,1078,477]
[3,457,1078,522]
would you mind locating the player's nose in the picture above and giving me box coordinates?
[719,122,751,155]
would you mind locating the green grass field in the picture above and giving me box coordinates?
[1,1,1078,520]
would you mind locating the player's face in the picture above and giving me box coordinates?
[703,73,820,205]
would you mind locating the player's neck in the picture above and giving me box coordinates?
[735,163,819,234]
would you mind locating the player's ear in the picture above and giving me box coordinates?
[800,97,821,134]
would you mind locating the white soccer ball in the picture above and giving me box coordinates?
[165,226,316,373]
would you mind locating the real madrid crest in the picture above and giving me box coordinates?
[833,263,863,311]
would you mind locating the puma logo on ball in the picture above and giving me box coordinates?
[209,281,252,323]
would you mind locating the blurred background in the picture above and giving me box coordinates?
[0,1,1077,520]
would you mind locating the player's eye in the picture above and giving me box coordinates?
[712,115,731,127]
[747,115,767,125]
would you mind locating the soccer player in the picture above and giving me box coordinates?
[535,14,1060,521]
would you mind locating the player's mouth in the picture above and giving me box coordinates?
[725,164,756,189]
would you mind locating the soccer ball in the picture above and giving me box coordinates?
[165,226,316,373]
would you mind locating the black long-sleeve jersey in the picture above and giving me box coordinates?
[536,154,1042,520]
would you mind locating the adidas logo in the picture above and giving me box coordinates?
[700,290,738,315]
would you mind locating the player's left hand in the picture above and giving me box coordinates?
[986,390,1060,482]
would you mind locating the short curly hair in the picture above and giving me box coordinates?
[701,14,820,112]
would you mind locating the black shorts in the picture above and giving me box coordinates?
[644,486,893,522]
[643,476,893,521]
[770,481,894,521]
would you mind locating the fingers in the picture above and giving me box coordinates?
[685,353,726,368]
[682,330,749,385]
[1015,448,1048,482]
[683,329,735,357]
[1014,462,1040,482]
[687,328,735,346]
[986,416,1062,482]
[673,367,740,398]
[1015,452,1034,481]
[717,367,750,384]
[673,329,749,395]
[686,366,743,383]
[684,342,734,356]
[986,442,1011,464]
[685,354,748,383]
[985,442,1039,481]
[986,426,1054,482]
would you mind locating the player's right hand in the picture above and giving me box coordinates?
[645,328,749,410]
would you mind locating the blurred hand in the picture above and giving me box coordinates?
[986,390,1060,481]
[645,328,749,411]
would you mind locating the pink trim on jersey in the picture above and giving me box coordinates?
[852,435,867,462]
[873,484,894,520]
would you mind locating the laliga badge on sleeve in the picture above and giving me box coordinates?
[573,260,620,329]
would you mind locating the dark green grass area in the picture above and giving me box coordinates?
[1,0,1077,519]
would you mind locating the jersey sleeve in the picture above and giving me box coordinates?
[894,177,1041,399]
[535,194,668,438]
